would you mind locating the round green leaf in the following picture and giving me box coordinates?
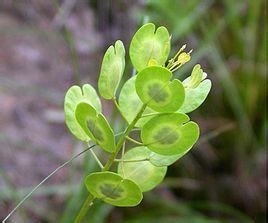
[118,76,155,127]
[75,102,115,153]
[129,23,170,71]
[118,146,167,192]
[98,40,125,99]
[178,66,212,113]
[141,113,199,155]
[135,66,185,112]
[85,171,143,207]
[64,84,101,141]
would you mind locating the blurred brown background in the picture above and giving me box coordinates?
[0,0,266,223]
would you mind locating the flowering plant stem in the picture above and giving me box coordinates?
[75,104,147,223]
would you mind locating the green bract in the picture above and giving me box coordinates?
[187,64,204,88]
[75,102,115,153]
[118,146,167,192]
[64,84,101,141]
[135,66,185,112]
[129,23,170,71]
[119,76,155,127]
[98,40,125,99]
[85,172,142,207]
[141,113,199,155]
[179,65,212,113]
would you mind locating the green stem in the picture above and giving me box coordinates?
[112,97,128,123]
[121,142,126,177]
[90,150,103,169]
[75,104,147,222]
[103,104,147,171]
[169,63,183,72]
[141,112,159,118]
[166,59,174,69]
[2,145,96,223]
[125,136,143,145]
[166,44,186,69]
[74,193,95,223]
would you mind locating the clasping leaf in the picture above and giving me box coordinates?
[64,84,101,142]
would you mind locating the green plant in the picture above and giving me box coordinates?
[64,23,211,222]
[2,23,211,223]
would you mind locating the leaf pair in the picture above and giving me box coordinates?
[64,85,115,153]
[119,66,185,127]
[116,113,199,193]
[98,23,171,101]
[117,145,191,192]
[118,64,211,128]
[84,146,178,206]
[64,84,101,142]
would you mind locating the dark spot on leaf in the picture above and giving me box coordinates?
[100,183,124,199]
[153,127,178,145]
[87,119,104,141]
[147,83,168,103]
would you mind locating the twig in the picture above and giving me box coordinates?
[2,145,96,223]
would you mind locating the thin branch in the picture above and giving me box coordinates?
[74,193,95,223]
[121,142,126,178]
[90,150,103,169]
[112,97,128,123]
[125,136,143,145]
[76,104,147,222]
[2,145,96,223]
[102,104,147,171]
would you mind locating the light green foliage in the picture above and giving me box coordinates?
[179,65,211,113]
[64,84,101,141]
[98,40,125,99]
[75,102,115,153]
[118,146,167,192]
[149,149,185,167]
[141,113,199,155]
[119,76,155,127]
[63,23,211,214]
[129,23,170,71]
[85,172,142,206]
[135,66,185,112]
